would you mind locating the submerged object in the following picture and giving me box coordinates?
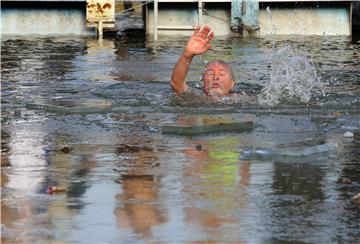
[241,142,337,161]
[162,115,254,136]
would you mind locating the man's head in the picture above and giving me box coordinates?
[202,60,235,96]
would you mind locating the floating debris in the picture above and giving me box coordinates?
[344,131,354,138]
[331,111,342,117]
[351,193,360,205]
[46,186,67,194]
[148,126,159,133]
[310,115,337,124]
[162,115,254,136]
[276,137,326,148]
[336,177,352,184]
[195,144,202,151]
[59,145,73,153]
[116,144,153,154]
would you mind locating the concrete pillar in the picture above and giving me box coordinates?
[352,1,360,40]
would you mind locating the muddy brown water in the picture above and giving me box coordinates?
[1,26,360,243]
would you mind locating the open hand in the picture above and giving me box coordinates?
[184,26,214,58]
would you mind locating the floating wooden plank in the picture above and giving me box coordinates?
[162,115,254,136]
[26,101,112,114]
[310,115,338,124]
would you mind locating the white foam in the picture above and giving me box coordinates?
[258,45,324,106]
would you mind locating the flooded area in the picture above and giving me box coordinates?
[1,15,360,243]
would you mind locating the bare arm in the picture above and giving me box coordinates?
[171,26,214,94]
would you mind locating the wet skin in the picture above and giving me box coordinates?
[171,26,235,96]
[202,62,235,96]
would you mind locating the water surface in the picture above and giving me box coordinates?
[1,30,360,243]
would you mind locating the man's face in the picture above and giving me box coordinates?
[202,62,234,96]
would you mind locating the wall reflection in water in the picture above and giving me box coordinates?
[1,123,51,243]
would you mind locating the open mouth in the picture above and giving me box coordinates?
[211,83,221,89]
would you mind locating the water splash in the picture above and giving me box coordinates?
[258,45,324,106]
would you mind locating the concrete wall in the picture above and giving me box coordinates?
[146,3,232,36]
[146,2,351,37]
[1,2,94,35]
[259,6,350,35]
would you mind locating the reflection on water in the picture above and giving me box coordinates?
[115,175,167,239]
[183,136,249,240]
[1,32,360,243]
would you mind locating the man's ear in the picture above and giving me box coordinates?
[230,79,235,90]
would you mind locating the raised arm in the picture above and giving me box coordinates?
[171,26,214,94]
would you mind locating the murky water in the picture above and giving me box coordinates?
[2,19,360,243]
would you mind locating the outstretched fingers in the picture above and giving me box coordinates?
[192,26,201,37]
[198,26,210,39]
[206,31,214,42]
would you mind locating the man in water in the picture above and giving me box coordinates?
[171,26,235,97]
